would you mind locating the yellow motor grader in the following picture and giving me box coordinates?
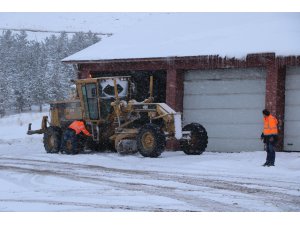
[27,76,208,157]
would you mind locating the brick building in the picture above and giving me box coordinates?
[62,13,300,152]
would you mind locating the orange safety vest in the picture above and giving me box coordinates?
[69,121,91,136]
[263,115,278,135]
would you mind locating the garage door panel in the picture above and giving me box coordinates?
[286,67,300,76]
[185,68,266,81]
[285,75,300,90]
[285,66,300,151]
[200,123,262,139]
[183,109,262,124]
[284,138,300,151]
[184,79,265,95]
[184,68,266,152]
[285,90,300,105]
[284,106,300,121]
[284,121,300,137]
[207,138,263,152]
[184,94,265,109]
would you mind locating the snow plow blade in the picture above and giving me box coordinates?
[27,116,48,135]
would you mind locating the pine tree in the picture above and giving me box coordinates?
[0,29,101,113]
[0,70,7,117]
[69,31,100,55]
[0,30,16,111]
[14,31,31,112]
[29,42,48,111]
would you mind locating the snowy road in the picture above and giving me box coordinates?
[0,139,300,211]
[0,112,299,212]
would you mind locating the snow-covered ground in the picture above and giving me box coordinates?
[0,111,299,212]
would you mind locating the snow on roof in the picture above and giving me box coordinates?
[62,13,300,62]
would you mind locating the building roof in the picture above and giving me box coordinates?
[62,13,300,63]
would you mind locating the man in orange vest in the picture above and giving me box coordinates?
[68,120,92,137]
[61,120,92,154]
[261,109,278,167]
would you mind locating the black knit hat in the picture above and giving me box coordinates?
[262,109,270,116]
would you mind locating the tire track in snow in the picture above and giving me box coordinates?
[0,157,299,211]
[0,164,242,211]
[0,199,181,212]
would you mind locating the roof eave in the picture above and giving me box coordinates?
[61,55,220,64]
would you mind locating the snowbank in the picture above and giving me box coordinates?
[0,110,48,141]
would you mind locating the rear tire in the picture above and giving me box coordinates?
[43,127,61,154]
[180,123,208,155]
[137,123,165,158]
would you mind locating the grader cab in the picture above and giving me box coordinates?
[27,76,208,157]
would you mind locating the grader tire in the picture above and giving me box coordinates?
[43,127,61,154]
[180,123,208,155]
[137,123,166,158]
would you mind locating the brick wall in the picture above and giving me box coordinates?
[265,54,286,151]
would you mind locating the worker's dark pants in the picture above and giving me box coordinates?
[265,135,278,164]
[61,128,77,150]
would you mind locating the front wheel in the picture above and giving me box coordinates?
[136,123,166,158]
[43,127,62,154]
[180,123,208,155]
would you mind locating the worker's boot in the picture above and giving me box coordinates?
[262,162,269,166]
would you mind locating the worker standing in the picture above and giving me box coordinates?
[261,109,278,167]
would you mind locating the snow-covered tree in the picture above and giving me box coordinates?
[69,31,100,55]
[0,29,101,113]
[0,30,16,112]
[29,42,48,111]
[13,31,33,112]
[0,70,7,117]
